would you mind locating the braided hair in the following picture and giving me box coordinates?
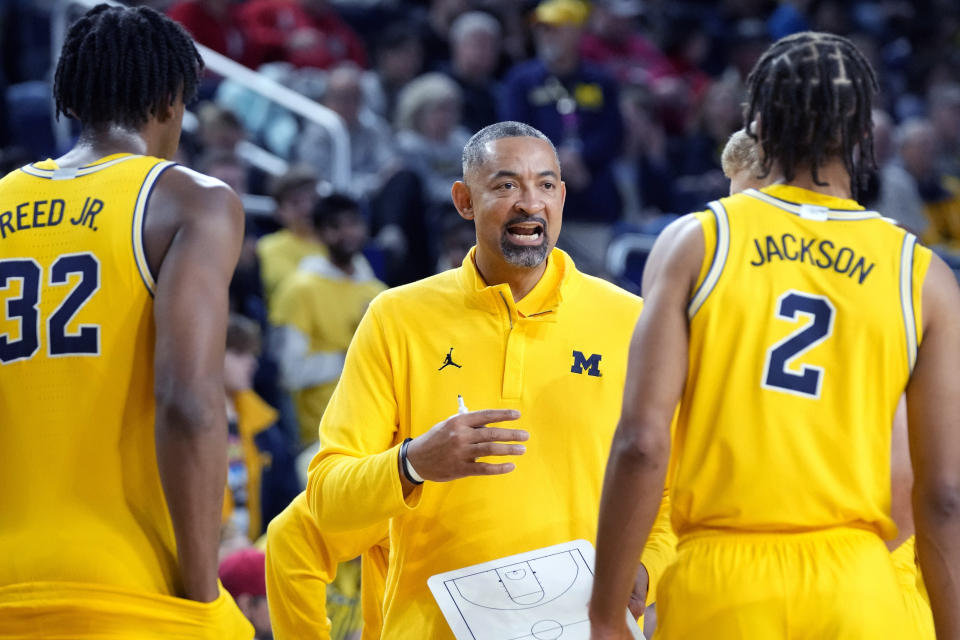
[53,4,203,131]
[744,31,878,198]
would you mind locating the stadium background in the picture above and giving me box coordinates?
[2,0,959,637]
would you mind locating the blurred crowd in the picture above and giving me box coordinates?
[2,1,960,636]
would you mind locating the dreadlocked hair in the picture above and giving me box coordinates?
[744,31,878,198]
[53,4,203,131]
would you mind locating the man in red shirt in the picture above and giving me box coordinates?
[167,0,266,69]
[237,0,367,69]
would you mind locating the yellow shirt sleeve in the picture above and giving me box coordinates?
[639,487,676,606]
[265,493,388,640]
[306,299,422,531]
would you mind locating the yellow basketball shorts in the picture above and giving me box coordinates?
[891,536,935,640]
[0,581,253,639]
[655,528,915,639]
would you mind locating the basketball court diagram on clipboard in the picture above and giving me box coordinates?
[428,539,644,640]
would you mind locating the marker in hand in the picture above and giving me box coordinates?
[404,395,527,484]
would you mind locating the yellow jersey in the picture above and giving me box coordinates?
[673,184,931,539]
[0,154,251,638]
[307,249,674,638]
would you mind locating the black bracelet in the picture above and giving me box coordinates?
[399,437,424,485]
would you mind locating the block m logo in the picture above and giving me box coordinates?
[570,350,602,377]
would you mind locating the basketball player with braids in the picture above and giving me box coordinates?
[721,128,935,639]
[590,32,960,639]
[0,5,251,638]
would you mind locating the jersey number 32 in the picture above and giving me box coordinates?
[0,253,100,364]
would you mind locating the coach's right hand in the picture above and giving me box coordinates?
[403,410,527,488]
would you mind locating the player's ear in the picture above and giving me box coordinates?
[451,181,475,221]
[157,93,185,123]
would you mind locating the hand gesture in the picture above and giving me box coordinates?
[406,409,527,482]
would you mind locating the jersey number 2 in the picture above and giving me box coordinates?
[0,253,100,363]
[762,291,835,398]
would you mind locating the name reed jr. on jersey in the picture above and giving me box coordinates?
[0,197,103,238]
[750,233,876,284]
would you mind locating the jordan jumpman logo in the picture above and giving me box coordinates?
[438,347,462,371]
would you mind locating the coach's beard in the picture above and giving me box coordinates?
[500,217,550,268]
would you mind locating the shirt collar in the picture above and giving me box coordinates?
[760,184,865,211]
[457,246,574,320]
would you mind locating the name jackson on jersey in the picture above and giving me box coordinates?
[750,233,876,284]
[0,197,103,238]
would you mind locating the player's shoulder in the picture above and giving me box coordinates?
[154,164,240,211]
[147,164,243,243]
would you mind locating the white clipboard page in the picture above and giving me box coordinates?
[428,539,644,640]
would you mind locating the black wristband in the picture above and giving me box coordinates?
[399,437,424,485]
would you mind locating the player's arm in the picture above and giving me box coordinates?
[151,169,245,602]
[908,253,960,638]
[589,215,703,638]
[266,492,388,640]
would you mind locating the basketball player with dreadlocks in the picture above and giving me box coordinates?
[0,5,251,638]
[589,31,960,639]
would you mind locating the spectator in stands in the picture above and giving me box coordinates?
[652,15,712,114]
[270,194,386,446]
[394,72,472,208]
[666,76,742,212]
[222,315,300,543]
[238,0,367,70]
[499,0,623,224]
[580,0,668,86]
[418,0,471,71]
[198,103,246,155]
[898,118,960,249]
[725,18,771,81]
[363,22,424,123]
[296,64,397,201]
[219,549,273,640]
[167,0,266,69]
[616,83,676,219]
[929,82,960,179]
[870,109,928,236]
[481,1,536,71]
[441,11,503,133]
[256,166,324,301]
[197,103,273,197]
